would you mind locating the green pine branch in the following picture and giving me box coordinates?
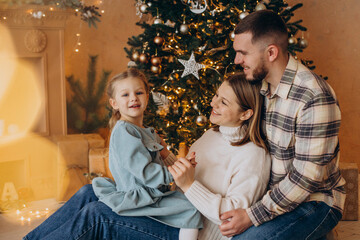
[66,55,111,133]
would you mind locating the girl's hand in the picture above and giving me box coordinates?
[187,152,197,168]
[168,157,195,192]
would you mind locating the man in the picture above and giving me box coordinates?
[219,10,346,239]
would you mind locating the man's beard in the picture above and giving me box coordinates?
[246,59,268,84]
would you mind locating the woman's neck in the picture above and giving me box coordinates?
[218,125,244,143]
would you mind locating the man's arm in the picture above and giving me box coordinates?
[220,91,341,234]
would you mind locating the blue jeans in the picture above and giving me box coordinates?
[24,184,179,240]
[232,201,342,240]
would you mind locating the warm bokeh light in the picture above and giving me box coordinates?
[0,24,16,107]
[0,25,45,146]
[0,59,44,145]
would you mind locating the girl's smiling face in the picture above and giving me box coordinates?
[109,77,149,126]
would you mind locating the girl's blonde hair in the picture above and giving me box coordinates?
[214,73,268,151]
[107,68,149,130]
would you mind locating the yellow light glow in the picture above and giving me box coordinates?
[75,49,79,52]
[49,7,54,11]
[0,24,41,145]
[3,16,7,20]
[101,10,105,14]
[0,58,43,145]
[0,24,15,103]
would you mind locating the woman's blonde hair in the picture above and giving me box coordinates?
[107,68,149,130]
[214,73,268,151]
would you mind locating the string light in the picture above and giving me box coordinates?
[74,33,81,53]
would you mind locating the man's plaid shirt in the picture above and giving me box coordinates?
[246,55,346,226]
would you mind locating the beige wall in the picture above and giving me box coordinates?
[64,0,141,98]
[288,0,360,166]
[63,0,360,166]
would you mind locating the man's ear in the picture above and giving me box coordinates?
[109,98,118,110]
[240,109,254,121]
[266,44,279,63]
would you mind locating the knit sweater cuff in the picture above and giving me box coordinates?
[163,152,177,167]
[184,180,208,201]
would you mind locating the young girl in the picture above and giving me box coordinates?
[91,68,202,240]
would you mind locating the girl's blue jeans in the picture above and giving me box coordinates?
[23,184,179,240]
[24,184,341,240]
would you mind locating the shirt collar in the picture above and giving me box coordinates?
[260,55,298,99]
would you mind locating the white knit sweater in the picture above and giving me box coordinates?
[184,127,271,240]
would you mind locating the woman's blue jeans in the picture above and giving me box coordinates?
[232,201,342,240]
[23,184,179,240]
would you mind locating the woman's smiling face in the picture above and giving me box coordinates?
[210,81,243,127]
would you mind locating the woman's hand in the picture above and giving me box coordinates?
[168,157,196,192]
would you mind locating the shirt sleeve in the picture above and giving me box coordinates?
[185,148,270,225]
[111,124,173,188]
[247,92,341,226]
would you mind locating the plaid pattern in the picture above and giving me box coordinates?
[246,56,346,226]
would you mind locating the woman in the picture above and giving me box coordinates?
[24,73,270,240]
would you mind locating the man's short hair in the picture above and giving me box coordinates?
[235,10,288,53]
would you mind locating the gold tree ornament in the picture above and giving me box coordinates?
[132,52,140,61]
[299,37,308,48]
[151,56,161,66]
[154,35,164,46]
[139,3,148,13]
[288,35,298,45]
[196,115,207,126]
[139,53,149,63]
[179,23,189,34]
[255,1,267,11]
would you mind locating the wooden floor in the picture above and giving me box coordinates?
[1,185,360,240]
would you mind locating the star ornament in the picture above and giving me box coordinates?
[178,52,205,79]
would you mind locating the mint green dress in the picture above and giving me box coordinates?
[92,120,202,229]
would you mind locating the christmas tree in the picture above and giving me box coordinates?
[125,0,309,152]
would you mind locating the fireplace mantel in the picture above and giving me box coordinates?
[0,4,72,136]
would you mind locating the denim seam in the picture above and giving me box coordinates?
[305,209,331,240]
[74,220,167,240]
[268,204,317,240]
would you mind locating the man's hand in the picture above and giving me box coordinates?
[219,208,253,238]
